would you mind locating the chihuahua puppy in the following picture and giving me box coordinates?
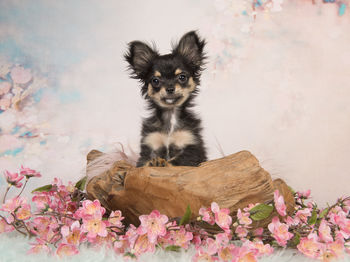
[125,31,207,167]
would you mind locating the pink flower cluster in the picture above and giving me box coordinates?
[1,167,350,261]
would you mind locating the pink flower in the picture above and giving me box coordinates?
[318,220,333,243]
[28,238,51,255]
[0,81,11,95]
[237,209,252,226]
[32,193,51,210]
[319,241,344,262]
[0,98,11,110]
[218,244,236,262]
[75,199,105,220]
[133,234,155,257]
[10,66,32,84]
[211,202,232,232]
[268,216,293,247]
[244,240,274,256]
[20,166,41,178]
[61,221,86,245]
[1,196,31,221]
[82,218,108,240]
[4,170,24,188]
[170,228,193,249]
[297,237,321,259]
[232,246,258,262]
[108,210,124,229]
[235,225,248,238]
[294,208,311,224]
[199,207,215,225]
[137,210,168,243]
[253,227,263,237]
[56,243,79,257]
[193,247,218,262]
[0,217,14,233]
[274,190,287,217]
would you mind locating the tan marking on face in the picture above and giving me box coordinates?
[154,71,161,77]
[169,130,196,148]
[173,77,196,106]
[148,77,196,108]
[174,68,182,75]
[143,132,167,151]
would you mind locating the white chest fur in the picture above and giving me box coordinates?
[143,130,196,151]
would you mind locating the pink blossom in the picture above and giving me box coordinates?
[133,234,155,256]
[244,240,274,256]
[218,244,236,262]
[0,81,11,95]
[10,66,32,84]
[82,218,108,240]
[318,220,333,243]
[170,228,193,249]
[28,238,51,254]
[4,170,24,188]
[0,98,11,110]
[1,196,31,221]
[235,225,248,238]
[56,243,79,257]
[20,166,41,178]
[253,227,263,237]
[237,209,252,226]
[137,210,168,243]
[193,247,218,262]
[199,207,215,225]
[232,246,258,262]
[294,208,311,224]
[268,216,293,247]
[32,193,51,210]
[274,190,287,217]
[108,210,124,229]
[319,241,344,262]
[297,237,321,259]
[211,202,232,232]
[75,199,105,220]
[215,232,230,247]
[61,221,86,245]
[0,217,14,233]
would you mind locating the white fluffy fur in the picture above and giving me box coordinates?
[86,144,138,181]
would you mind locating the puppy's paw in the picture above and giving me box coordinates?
[145,157,172,167]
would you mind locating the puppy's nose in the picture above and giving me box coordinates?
[166,86,175,94]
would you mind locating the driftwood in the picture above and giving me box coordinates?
[86,150,295,228]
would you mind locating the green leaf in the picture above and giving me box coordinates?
[165,245,181,252]
[124,252,136,259]
[308,209,317,225]
[319,208,329,219]
[179,205,191,225]
[75,176,88,191]
[249,204,273,221]
[291,232,301,247]
[32,184,53,193]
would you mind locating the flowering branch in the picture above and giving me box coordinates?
[0,166,349,260]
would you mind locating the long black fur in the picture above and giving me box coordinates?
[125,31,207,167]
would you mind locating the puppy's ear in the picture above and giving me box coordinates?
[172,31,206,72]
[124,41,158,80]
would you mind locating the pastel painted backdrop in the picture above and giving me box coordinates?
[0,0,349,206]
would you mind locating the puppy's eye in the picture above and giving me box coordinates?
[178,74,187,83]
[151,77,160,87]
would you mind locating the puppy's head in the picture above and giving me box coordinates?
[125,31,206,109]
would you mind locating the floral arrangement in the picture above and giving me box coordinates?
[0,167,349,261]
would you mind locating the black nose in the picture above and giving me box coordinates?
[166,86,175,94]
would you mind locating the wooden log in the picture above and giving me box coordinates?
[86,150,295,228]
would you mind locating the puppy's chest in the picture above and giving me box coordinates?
[143,113,196,151]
